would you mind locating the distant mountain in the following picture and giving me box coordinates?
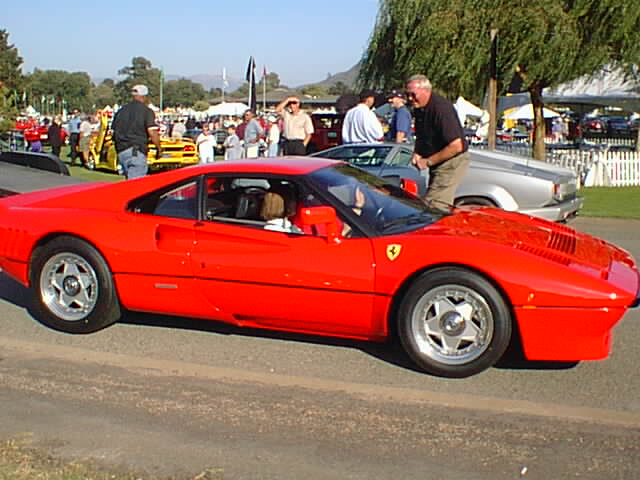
[300,63,361,89]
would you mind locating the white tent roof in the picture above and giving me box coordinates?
[207,102,250,116]
[454,97,486,124]
[504,104,560,120]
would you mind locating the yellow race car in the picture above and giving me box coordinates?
[87,112,199,174]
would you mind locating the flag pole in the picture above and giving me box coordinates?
[222,67,226,103]
[263,66,266,113]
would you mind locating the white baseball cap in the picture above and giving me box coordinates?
[131,84,149,96]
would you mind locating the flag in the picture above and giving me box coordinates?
[222,67,229,89]
[245,56,256,112]
[262,65,268,78]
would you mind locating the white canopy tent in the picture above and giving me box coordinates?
[504,104,560,120]
[207,102,250,117]
[454,97,486,125]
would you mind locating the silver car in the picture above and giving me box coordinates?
[311,143,583,222]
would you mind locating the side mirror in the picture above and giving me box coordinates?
[299,206,340,244]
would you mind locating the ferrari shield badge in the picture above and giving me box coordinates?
[386,244,402,261]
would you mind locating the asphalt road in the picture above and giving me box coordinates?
[0,216,639,479]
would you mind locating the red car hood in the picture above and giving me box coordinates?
[417,208,639,303]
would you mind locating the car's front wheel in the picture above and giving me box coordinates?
[30,236,121,334]
[397,268,512,378]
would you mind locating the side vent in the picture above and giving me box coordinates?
[516,243,571,265]
[547,230,577,255]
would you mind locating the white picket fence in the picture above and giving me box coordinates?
[483,142,640,187]
[549,150,640,187]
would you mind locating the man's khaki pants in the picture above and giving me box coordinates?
[424,151,470,207]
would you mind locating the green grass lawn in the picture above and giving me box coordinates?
[579,186,640,219]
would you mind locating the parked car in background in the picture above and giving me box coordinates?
[580,116,607,135]
[311,143,583,222]
[604,116,632,137]
[307,113,343,154]
[86,112,198,174]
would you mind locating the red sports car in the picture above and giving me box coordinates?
[0,157,638,377]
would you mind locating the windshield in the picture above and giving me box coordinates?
[314,145,392,168]
[309,164,449,234]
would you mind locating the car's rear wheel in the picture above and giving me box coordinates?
[30,236,121,334]
[397,268,512,378]
[454,196,497,207]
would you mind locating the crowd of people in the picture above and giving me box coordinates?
[12,73,471,203]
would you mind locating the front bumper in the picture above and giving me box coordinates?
[519,196,584,222]
[515,305,626,361]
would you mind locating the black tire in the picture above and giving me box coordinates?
[397,268,512,378]
[454,196,497,207]
[30,236,121,334]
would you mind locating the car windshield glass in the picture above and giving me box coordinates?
[309,164,449,234]
[314,146,392,167]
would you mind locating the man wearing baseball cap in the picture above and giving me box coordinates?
[387,90,412,143]
[111,84,162,179]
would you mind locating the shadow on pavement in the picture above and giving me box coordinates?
[1,272,580,376]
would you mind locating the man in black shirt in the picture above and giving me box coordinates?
[111,84,162,179]
[406,74,469,206]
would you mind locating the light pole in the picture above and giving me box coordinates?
[159,67,164,119]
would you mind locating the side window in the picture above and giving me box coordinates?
[387,149,413,166]
[128,180,198,220]
[153,181,199,219]
[204,176,305,234]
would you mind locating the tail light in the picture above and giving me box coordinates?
[401,178,419,195]
[184,144,195,152]
[552,183,562,202]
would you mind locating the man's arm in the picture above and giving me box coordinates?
[148,127,161,155]
[303,115,314,147]
[276,96,296,115]
[395,131,406,143]
[412,138,464,170]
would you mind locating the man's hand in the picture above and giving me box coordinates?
[155,147,163,159]
[411,153,429,170]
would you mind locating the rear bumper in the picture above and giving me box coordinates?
[515,305,626,361]
[519,196,584,222]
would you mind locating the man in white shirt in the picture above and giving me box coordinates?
[342,89,384,144]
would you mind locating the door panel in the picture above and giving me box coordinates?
[192,222,377,337]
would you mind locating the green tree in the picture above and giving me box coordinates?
[27,69,93,112]
[0,29,23,92]
[193,100,210,112]
[163,78,207,108]
[115,57,162,105]
[92,79,117,108]
[301,84,328,97]
[328,81,353,95]
[257,72,281,91]
[0,85,18,132]
[360,0,640,159]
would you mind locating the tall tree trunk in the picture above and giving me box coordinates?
[530,85,546,161]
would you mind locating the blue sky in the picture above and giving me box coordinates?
[4,0,379,87]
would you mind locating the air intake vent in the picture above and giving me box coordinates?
[547,230,577,255]
[516,243,571,265]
